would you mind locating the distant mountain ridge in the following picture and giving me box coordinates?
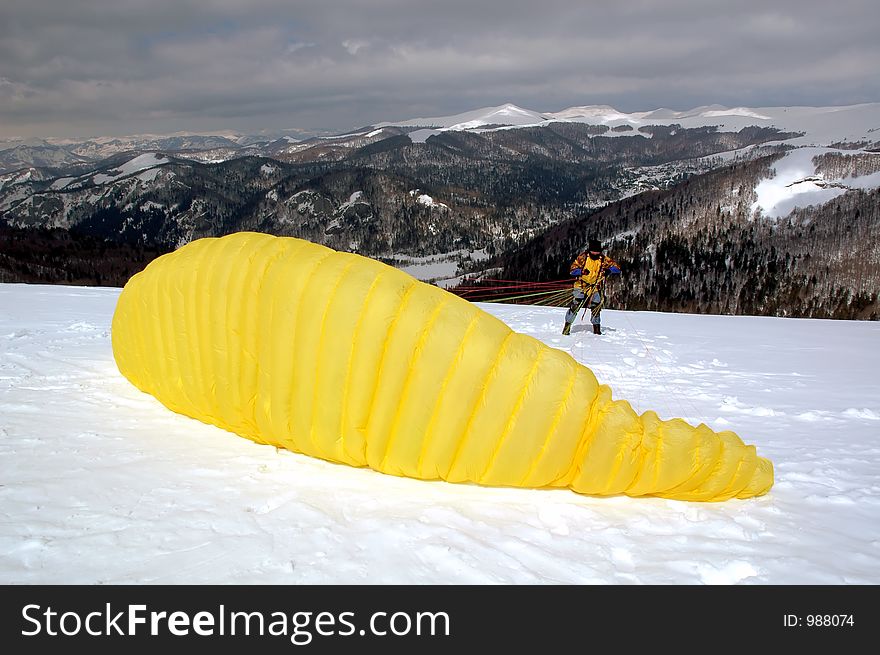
[1,101,878,318]
[3,102,878,174]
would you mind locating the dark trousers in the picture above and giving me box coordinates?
[565,288,602,326]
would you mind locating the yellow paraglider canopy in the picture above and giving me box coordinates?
[112,232,773,501]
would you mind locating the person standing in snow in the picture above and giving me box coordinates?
[562,238,621,336]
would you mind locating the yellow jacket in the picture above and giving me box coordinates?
[570,252,621,291]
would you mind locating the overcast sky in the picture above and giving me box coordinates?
[1,0,878,139]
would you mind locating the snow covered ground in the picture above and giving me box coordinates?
[751,147,880,219]
[1,283,879,584]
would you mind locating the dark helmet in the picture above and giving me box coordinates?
[588,238,602,253]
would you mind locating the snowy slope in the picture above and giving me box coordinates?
[1,283,879,584]
[751,147,880,218]
[90,153,169,186]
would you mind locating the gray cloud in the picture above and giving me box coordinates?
[1,0,878,138]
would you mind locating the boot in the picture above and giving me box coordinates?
[593,324,601,335]
[562,322,572,336]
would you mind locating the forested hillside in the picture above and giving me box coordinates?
[495,154,880,319]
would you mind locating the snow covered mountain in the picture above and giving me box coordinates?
[2,282,878,583]
[3,102,877,175]
[0,131,326,174]
[0,142,93,173]
[375,102,880,150]
[378,103,549,129]
[2,101,878,318]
